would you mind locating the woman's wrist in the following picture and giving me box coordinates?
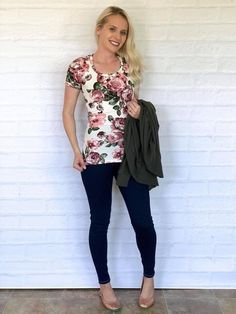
[73,148,81,155]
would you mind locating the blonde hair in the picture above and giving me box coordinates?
[95,6,143,85]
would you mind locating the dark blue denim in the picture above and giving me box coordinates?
[81,162,156,284]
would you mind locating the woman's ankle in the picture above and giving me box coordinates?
[143,276,154,284]
[100,282,112,290]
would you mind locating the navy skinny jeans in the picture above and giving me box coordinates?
[81,162,156,284]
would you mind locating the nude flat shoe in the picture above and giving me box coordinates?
[138,278,155,309]
[99,290,122,311]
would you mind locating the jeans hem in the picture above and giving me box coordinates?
[143,272,155,278]
[99,279,111,284]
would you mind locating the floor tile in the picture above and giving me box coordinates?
[165,296,223,314]
[11,289,64,298]
[1,289,234,314]
[163,289,215,299]
[213,290,236,299]
[2,297,101,314]
[217,298,236,314]
[62,288,98,299]
[0,291,13,299]
[0,299,8,314]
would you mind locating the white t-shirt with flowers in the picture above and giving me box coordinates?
[65,54,135,165]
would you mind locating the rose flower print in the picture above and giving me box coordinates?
[88,113,106,134]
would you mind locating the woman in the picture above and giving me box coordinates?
[62,6,156,311]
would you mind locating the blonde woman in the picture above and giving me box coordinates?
[62,6,156,311]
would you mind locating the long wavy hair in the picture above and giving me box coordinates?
[95,6,143,85]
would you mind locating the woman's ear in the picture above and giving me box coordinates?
[96,26,101,36]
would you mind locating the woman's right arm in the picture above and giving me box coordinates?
[62,84,86,171]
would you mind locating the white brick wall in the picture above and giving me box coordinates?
[0,0,236,288]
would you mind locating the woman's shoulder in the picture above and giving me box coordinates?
[69,54,91,66]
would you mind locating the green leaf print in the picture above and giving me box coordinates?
[66,72,81,89]
[105,142,118,148]
[128,79,135,87]
[93,82,101,90]
[108,115,114,121]
[88,127,99,134]
[101,86,108,93]
[100,156,105,163]
[117,109,121,116]
[101,153,108,158]
[100,153,108,164]
[104,93,114,101]
[109,97,119,106]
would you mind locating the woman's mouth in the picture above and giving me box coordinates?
[109,40,120,47]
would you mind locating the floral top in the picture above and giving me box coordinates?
[65,54,135,165]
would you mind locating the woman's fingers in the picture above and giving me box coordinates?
[73,154,86,171]
[127,99,141,119]
[129,98,139,110]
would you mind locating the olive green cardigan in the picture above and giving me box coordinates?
[116,99,164,190]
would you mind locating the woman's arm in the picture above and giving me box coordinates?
[62,84,86,170]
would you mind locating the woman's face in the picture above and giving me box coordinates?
[96,14,128,53]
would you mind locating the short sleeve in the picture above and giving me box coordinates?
[65,59,82,90]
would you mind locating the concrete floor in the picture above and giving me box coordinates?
[0,288,235,314]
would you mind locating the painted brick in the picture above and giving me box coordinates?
[0,0,235,289]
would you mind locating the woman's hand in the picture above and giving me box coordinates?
[127,96,141,119]
[73,152,86,171]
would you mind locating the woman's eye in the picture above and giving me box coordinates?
[109,28,115,31]
[121,31,127,36]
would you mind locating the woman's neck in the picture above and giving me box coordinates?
[93,49,118,64]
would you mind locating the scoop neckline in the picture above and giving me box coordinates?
[90,54,123,75]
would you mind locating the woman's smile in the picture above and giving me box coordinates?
[109,40,120,47]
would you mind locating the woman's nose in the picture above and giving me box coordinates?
[114,32,121,41]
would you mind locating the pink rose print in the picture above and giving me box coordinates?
[111,117,125,131]
[88,113,106,128]
[122,105,128,115]
[121,85,133,102]
[87,139,103,150]
[77,57,89,70]
[112,147,124,160]
[106,131,123,144]
[97,74,110,85]
[116,72,127,82]
[118,140,124,148]
[107,77,126,93]
[91,89,104,103]
[72,72,84,84]
[86,152,100,164]
[71,57,89,84]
